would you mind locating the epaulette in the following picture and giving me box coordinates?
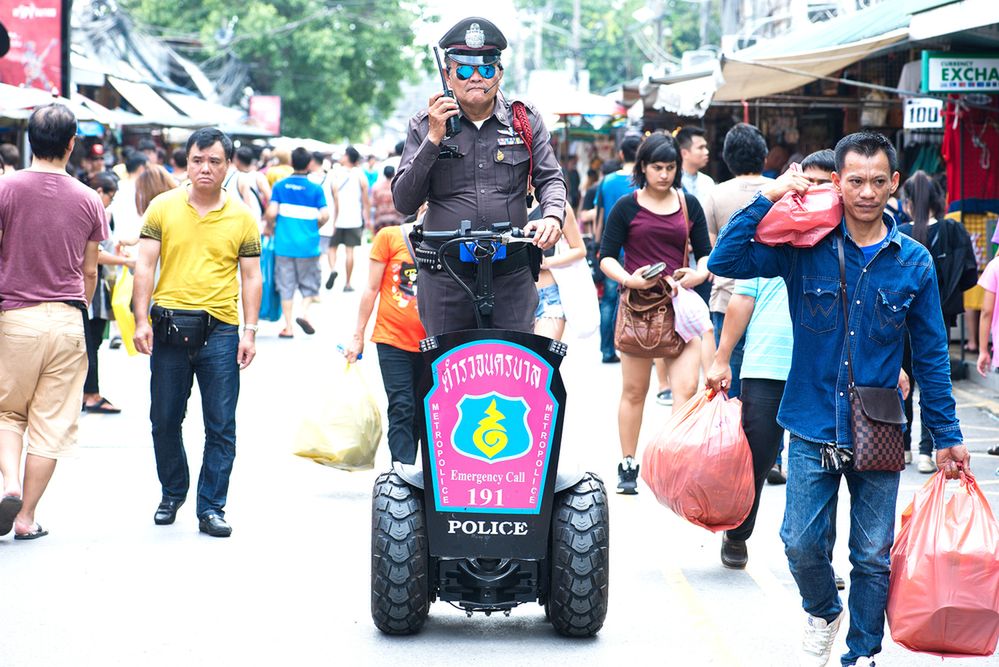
[505,96,540,116]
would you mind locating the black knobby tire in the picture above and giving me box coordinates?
[371,472,431,635]
[547,472,610,637]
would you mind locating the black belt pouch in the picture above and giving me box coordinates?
[150,305,210,347]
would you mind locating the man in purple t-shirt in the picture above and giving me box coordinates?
[0,104,109,541]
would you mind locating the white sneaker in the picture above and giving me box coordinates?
[852,658,876,667]
[800,611,844,666]
[917,454,937,474]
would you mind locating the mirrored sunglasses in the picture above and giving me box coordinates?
[454,64,497,80]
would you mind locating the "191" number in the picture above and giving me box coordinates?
[467,488,504,506]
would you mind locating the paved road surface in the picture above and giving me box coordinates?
[2,247,998,666]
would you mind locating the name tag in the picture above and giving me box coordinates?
[497,137,525,146]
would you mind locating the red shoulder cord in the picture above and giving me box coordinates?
[511,101,534,191]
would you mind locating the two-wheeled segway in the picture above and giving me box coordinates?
[370,221,609,637]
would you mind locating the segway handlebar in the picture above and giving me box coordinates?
[419,220,536,246]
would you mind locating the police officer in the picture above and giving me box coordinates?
[393,17,567,336]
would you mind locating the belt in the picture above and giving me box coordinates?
[414,243,531,278]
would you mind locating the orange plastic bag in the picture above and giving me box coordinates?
[887,469,999,657]
[640,390,754,532]
[754,163,843,248]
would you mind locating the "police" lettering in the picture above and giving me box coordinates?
[447,520,528,536]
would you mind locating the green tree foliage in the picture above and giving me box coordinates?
[123,0,418,141]
[515,0,717,92]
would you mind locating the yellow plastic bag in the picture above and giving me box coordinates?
[293,362,382,471]
[110,267,138,356]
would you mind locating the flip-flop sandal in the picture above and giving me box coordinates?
[295,318,315,335]
[83,397,121,414]
[0,496,23,536]
[14,523,47,540]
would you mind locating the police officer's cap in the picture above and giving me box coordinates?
[439,17,506,66]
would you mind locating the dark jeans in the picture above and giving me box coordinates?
[83,314,105,395]
[901,337,933,457]
[599,276,619,361]
[150,324,240,518]
[710,311,746,399]
[375,343,422,465]
[728,378,785,542]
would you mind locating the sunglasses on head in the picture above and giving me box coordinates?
[454,64,497,80]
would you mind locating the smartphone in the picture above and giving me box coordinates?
[641,262,667,280]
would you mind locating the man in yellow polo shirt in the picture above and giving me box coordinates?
[132,127,262,538]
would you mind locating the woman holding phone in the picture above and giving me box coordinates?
[598,132,712,494]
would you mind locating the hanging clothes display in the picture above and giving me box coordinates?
[949,211,999,312]
[942,97,999,213]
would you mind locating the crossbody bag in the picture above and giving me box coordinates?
[837,236,906,471]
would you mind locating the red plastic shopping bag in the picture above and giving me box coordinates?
[754,163,842,248]
[641,390,754,531]
[887,469,999,657]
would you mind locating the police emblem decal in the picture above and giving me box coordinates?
[465,23,485,49]
[452,394,532,464]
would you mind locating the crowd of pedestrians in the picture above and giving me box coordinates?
[0,88,989,667]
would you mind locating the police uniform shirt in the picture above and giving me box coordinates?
[392,92,567,233]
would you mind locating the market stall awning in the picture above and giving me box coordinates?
[909,0,999,45]
[715,29,909,101]
[709,0,954,101]
[0,83,101,122]
[162,92,245,125]
[72,93,148,127]
[161,92,275,138]
[107,77,194,127]
[648,67,723,118]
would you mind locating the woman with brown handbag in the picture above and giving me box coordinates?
[598,132,712,494]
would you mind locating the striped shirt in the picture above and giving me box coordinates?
[735,277,793,381]
[270,174,327,258]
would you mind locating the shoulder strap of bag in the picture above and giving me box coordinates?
[837,234,856,389]
[678,190,691,268]
[400,223,416,263]
[511,101,534,192]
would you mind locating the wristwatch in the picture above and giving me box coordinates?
[243,324,259,334]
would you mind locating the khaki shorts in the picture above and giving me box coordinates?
[0,303,88,459]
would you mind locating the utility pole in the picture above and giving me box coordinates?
[699,0,711,48]
[571,0,581,88]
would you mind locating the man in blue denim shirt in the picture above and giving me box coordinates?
[709,132,969,667]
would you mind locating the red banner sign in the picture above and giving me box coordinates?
[0,1,63,94]
[249,95,281,135]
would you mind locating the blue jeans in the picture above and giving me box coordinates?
[599,276,619,361]
[375,343,422,465]
[710,311,746,399]
[780,437,900,666]
[150,324,240,518]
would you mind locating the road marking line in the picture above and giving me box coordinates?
[662,564,741,666]
[953,386,999,415]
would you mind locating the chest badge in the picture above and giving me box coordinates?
[496,149,505,162]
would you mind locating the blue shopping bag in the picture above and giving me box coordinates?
[259,236,282,322]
